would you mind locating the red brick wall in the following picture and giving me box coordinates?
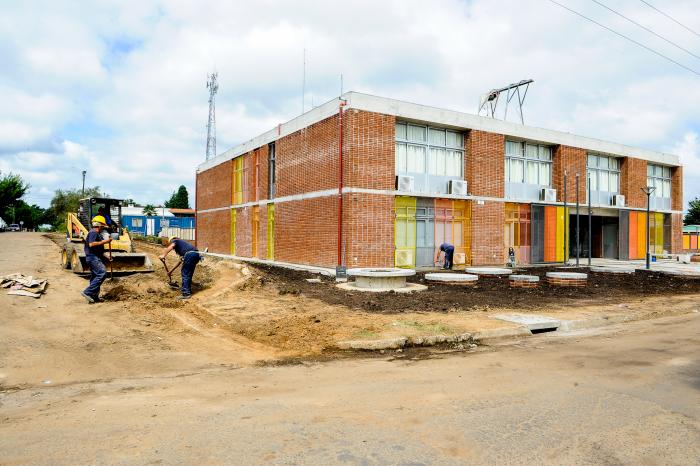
[234,206,252,257]
[344,110,395,190]
[196,160,232,211]
[277,114,339,197]
[275,196,339,267]
[671,213,683,254]
[620,157,647,209]
[465,130,504,197]
[344,193,394,268]
[196,209,230,254]
[552,146,586,203]
[471,201,505,265]
[672,166,683,211]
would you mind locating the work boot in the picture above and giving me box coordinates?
[176,295,191,301]
[80,292,95,304]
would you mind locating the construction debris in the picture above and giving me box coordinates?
[1,273,48,298]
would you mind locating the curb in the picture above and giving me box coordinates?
[336,332,473,351]
[472,326,532,342]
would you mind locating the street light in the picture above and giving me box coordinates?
[641,186,656,270]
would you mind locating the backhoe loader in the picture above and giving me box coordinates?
[61,197,153,274]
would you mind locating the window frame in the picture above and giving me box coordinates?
[647,163,672,199]
[504,140,552,186]
[586,153,620,194]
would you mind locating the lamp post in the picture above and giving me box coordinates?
[81,170,86,197]
[641,186,656,269]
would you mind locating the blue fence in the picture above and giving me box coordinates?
[122,215,195,237]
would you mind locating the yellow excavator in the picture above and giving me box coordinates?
[61,197,153,274]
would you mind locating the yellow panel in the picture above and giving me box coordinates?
[267,204,275,260]
[230,209,236,255]
[637,212,647,259]
[395,197,416,268]
[252,206,259,257]
[683,234,690,250]
[654,212,664,254]
[555,206,565,262]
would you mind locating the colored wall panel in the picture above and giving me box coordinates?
[252,206,259,257]
[683,234,690,250]
[636,212,646,259]
[692,235,698,250]
[230,209,236,255]
[544,206,557,262]
[654,212,664,254]
[267,204,275,260]
[555,206,565,263]
[395,197,417,268]
[628,212,638,259]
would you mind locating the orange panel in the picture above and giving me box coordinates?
[629,212,638,259]
[544,206,557,262]
[692,234,698,250]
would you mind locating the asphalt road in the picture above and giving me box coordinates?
[2,311,699,464]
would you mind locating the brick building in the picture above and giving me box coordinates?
[196,92,683,270]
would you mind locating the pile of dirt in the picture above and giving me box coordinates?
[249,264,700,314]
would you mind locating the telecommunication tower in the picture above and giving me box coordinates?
[205,72,219,161]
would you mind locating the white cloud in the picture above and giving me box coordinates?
[0,0,698,210]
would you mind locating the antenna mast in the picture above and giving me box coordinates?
[478,79,533,124]
[205,72,219,161]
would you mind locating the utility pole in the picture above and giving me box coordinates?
[81,170,86,197]
[575,173,580,267]
[642,186,656,269]
[205,72,219,161]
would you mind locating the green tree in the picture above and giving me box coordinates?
[142,204,157,216]
[0,172,30,222]
[49,186,102,227]
[123,198,137,206]
[164,185,190,209]
[685,198,700,225]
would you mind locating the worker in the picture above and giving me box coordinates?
[81,215,112,304]
[97,206,114,227]
[160,236,200,300]
[434,242,455,270]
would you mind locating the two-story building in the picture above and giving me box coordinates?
[195,92,683,269]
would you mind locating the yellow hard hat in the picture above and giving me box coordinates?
[168,236,177,243]
[91,215,107,226]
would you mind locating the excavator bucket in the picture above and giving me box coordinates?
[107,253,154,273]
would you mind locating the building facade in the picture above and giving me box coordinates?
[196,92,684,269]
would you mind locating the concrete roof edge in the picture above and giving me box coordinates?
[198,91,680,173]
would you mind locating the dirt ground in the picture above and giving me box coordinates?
[4,232,699,369]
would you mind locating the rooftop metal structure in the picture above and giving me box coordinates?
[478,79,534,124]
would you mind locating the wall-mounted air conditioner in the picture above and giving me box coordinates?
[395,249,414,268]
[449,180,468,196]
[612,194,625,207]
[541,188,557,202]
[396,175,414,192]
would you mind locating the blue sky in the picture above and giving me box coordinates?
[0,0,698,209]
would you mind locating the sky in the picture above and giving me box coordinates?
[0,0,698,210]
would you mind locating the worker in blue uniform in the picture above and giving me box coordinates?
[434,242,455,270]
[160,236,200,300]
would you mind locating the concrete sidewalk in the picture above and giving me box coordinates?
[335,294,700,351]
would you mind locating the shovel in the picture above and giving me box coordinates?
[159,257,182,289]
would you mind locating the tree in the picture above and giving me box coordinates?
[0,172,30,222]
[685,198,700,225]
[49,186,102,227]
[164,185,190,209]
[142,204,157,216]
[123,198,137,206]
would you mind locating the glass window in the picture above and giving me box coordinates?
[609,172,619,193]
[539,163,550,186]
[588,155,598,167]
[647,163,672,200]
[446,131,463,148]
[505,140,552,190]
[587,154,620,196]
[510,159,524,183]
[662,179,671,198]
[429,128,446,146]
[395,122,407,140]
[408,125,426,143]
[589,171,598,190]
[407,145,426,172]
[526,161,538,184]
[599,171,609,192]
[506,140,523,156]
[396,143,407,173]
[663,166,671,178]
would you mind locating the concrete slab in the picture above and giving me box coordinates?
[336,282,427,293]
[425,273,478,282]
[465,267,513,275]
[546,272,587,280]
[509,275,540,282]
[590,267,635,274]
[493,314,561,331]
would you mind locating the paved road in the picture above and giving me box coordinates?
[2,312,699,464]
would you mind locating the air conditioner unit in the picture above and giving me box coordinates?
[453,252,466,265]
[449,180,468,196]
[395,249,414,267]
[612,194,625,207]
[396,175,414,192]
[541,188,557,202]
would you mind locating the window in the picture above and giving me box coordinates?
[232,157,244,204]
[132,218,143,228]
[395,122,464,193]
[647,164,671,199]
[268,142,276,198]
[587,154,620,193]
[505,141,551,185]
[396,123,463,177]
